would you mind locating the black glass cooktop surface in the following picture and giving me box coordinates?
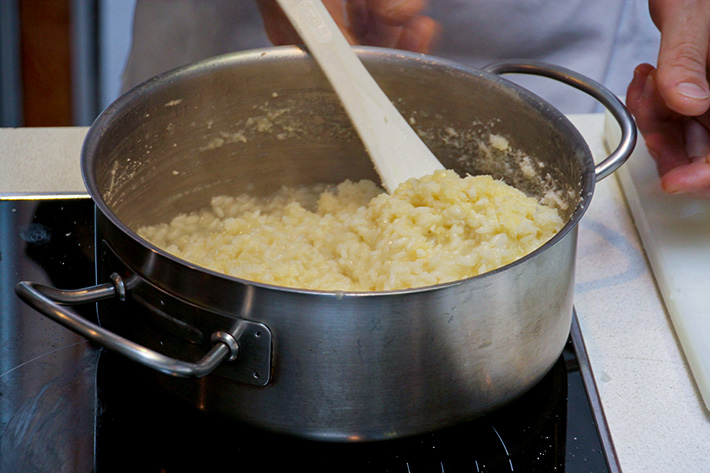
[0,197,619,472]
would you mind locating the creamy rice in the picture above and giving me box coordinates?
[138,169,564,291]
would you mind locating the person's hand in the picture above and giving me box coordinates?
[255,0,440,54]
[626,0,710,197]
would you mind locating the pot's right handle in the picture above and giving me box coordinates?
[15,274,240,379]
[482,60,637,182]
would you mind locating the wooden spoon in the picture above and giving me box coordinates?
[275,0,444,193]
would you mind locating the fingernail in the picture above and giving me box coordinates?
[641,73,655,99]
[691,155,710,164]
[675,82,710,100]
[383,0,409,14]
[388,0,409,7]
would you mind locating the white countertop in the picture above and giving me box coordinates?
[2,116,709,472]
[567,115,710,473]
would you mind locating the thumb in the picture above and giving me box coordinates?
[653,1,710,116]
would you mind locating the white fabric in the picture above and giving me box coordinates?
[121,0,660,113]
[121,0,271,91]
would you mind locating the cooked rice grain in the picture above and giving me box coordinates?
[138,169,563,291]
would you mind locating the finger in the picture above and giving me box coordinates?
[660,156,710,197]
[255,0,302,45]
[347,0,392,46]
[626,64,689,176]
[368,0,427,26]
[651,0,710,116]
[323,0,360,44]
[347,0,437,50]
[626,64,675,130]
[347,6,402,47]
[394,15,440,53]
[684,119,710,157]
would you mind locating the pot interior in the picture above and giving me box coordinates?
[84,46,592,237]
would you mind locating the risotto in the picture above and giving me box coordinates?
[138,169,564,291]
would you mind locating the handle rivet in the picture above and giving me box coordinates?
[212,331,239,361]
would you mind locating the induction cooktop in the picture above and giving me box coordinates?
[0,196,619,472]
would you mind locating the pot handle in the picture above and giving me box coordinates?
[482,60,637,182]
[15,274,239,378]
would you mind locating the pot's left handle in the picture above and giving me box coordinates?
[15,274,238,378]
[482,60,637,182]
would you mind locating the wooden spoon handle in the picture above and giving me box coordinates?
[276,0,444,193]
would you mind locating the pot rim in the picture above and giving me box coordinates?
[81,45,596,297]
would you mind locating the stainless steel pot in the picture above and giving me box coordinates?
[16,46,635,441]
